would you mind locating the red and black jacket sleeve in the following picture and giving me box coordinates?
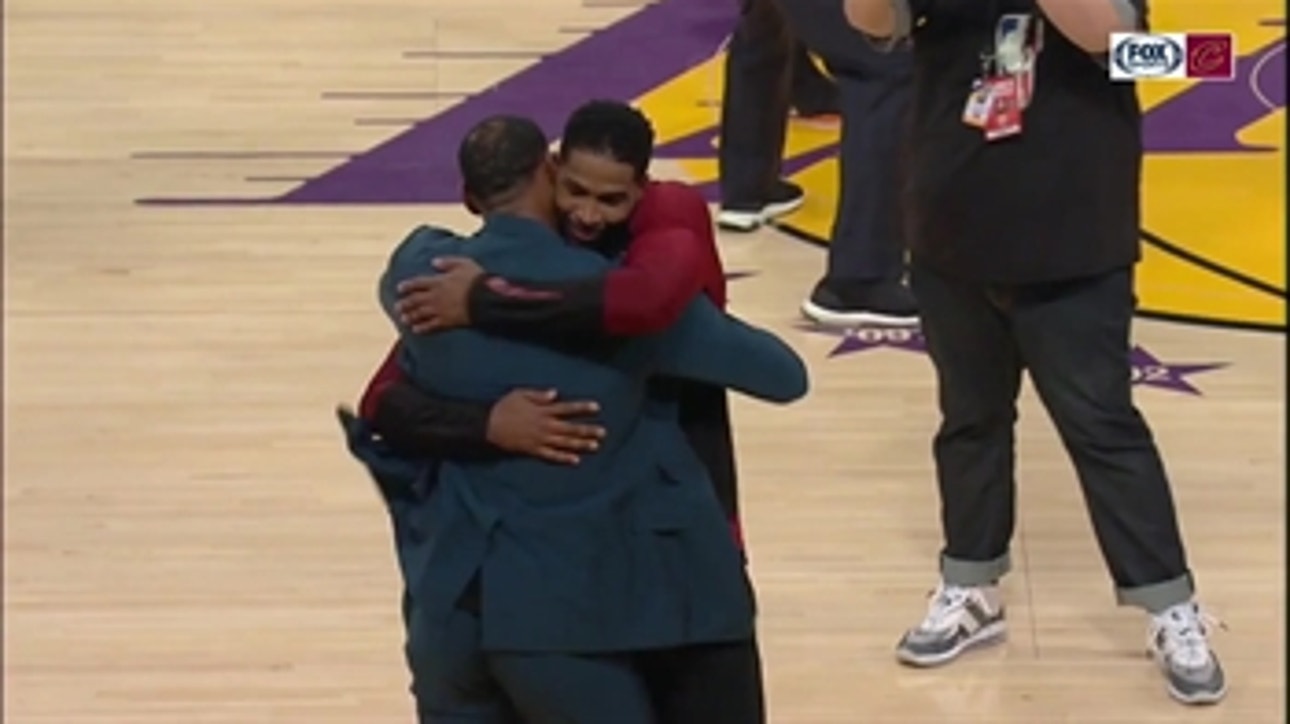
[463,182,724,341]
[358,344,499,459]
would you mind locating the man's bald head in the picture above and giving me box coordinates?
[457,115,552,213]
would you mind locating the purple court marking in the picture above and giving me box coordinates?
[653,125,838,201]
[797,323,1225,395]
[1143,36,1286,152]
[1127,346,1227,396]
[272,0,732,205]
[795,322,928,357]
[130,0,733,204]
[132,1,1283,208]
[322,91,470,100]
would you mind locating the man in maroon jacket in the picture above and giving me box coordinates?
[358,100,764,723]
[361,102,742,542]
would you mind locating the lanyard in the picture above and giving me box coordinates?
[979,0,1004,78]
[979,0,1042,78]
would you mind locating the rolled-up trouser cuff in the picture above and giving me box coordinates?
[940,552,1011,586]
[1115,573,1195,613]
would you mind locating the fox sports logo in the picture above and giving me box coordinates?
[1112,34,1185,77]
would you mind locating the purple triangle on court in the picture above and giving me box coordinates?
[1143,36,1286,153]
[280,0,735,205]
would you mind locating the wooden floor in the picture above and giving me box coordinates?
[2,1,1284,722]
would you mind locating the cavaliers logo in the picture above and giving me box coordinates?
[1185,34,1236,78]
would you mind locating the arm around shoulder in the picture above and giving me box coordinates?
[651,299,809,404]
[372,380,499,459]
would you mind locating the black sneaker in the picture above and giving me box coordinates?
[801,278,919,327]
[717,180,806,232]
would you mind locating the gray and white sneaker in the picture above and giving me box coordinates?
[896,583,1007,667]
[1147,601,1227,705]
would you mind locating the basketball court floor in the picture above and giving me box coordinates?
[3,0,1284,721]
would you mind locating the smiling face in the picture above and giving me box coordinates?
[554,148,644,244]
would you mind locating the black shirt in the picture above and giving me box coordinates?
[902,0,1147,284]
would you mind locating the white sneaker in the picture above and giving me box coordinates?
[895,583,1007,667]
[1147,601,1227,705]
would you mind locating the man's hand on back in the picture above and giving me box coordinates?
[487,389,606,465]
[396,256,485,333]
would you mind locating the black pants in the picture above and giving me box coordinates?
[717,0,794,209]
[910,262,1195,612]
[489,638,764,724]
[719,0,839,206]
[719,0,910,281]
[640,637,765,724]
[789,41,840,115]
[409,602,763,724]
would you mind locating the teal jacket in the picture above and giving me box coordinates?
[379,214,808,653]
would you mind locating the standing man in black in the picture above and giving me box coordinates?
[717,0,919,326]
[843,0,1225,706]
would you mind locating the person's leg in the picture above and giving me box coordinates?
[405,604,520,723]
[488,650,655,724]
[768,0,917,325]
[716,0,804,232]
[1011,267,1224,705]
[895,261,1022,667]
[643,636,765,724]
[801,66,917,326]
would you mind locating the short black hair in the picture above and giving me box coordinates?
[457,115,549,203]
[559,100,655,178]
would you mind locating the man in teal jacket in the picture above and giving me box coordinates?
[379,114,808,722]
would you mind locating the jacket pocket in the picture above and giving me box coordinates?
[632,450,712,533]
